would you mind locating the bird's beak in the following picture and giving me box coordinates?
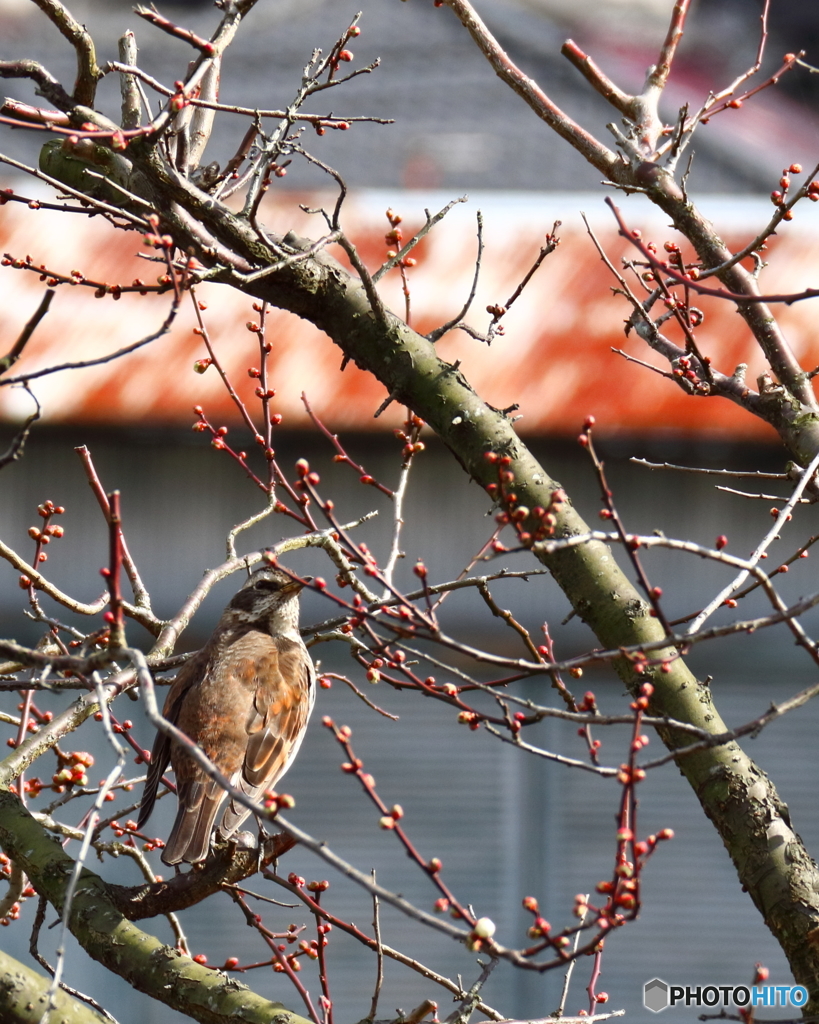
[284,575,312,594]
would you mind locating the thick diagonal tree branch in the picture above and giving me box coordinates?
[0,948,109,1024]
[128,176,819,1002]
[29,0,102,106]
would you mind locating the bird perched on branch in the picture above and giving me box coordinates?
[137,565,315,866]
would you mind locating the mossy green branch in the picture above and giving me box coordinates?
[0,790,312,1024]
[0,948,109,1024]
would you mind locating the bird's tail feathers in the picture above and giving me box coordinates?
[161,778,225,865]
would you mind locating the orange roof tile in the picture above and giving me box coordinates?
[2,188,819,438]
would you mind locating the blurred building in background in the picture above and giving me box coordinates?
[2,1,819,1022]
[1,0,817,191]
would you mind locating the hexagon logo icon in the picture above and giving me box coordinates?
[644,978,670,1013]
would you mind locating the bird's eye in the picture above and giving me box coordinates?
[253,579,279,591]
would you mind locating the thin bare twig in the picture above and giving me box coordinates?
[0,291,54,375]
[75,447,152,612]
[0,299,181,388]
[687,450,819,634]
[29,0,101,106]
[0,386,40,470]
[630,458,788,480]
[372,197,468,285]
[427,210,484,342]
[369,870,384,1022]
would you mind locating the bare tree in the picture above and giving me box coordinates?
[2,1,819,1021]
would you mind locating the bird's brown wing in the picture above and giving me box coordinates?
[136,657,201,832]
[220,636,315,836]
[161,632,313,865]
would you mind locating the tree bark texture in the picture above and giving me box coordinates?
[0,791,313,1024]
[147,180,819,1001]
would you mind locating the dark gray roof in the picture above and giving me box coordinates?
[1,0,812,193]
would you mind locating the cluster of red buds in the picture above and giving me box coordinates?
[771,164,805,219]
[329,593,363,635]
[328,48,355,77]
[340,757,374,788]
[576,413,596,448]
[616,763,647,785]
[484,452,566,548]
[0,860,34,930]
[108,819,148,846]
[508,710,526,737]
[383,207,417,269]
[485,301,507,334]
[138,833,165,854]
[354,541,381,579]
[573,892,591,918]
[570,689,604,755]
[170,79,190,112]
[522,896,553,939]
[294,458,320,488]
[285,877,329,902]
[8,700,52,748]
[385,208,402,242]
[522,896,585,958]
[672,354,702,384]
[592,828,674,927]
[143,213,174,250]
[630,680,653,708]
[393,413,426,459]
[107,129,128,151]
[635,235,702,284]
[190,407,274,479]
[378,803,404,830]
[0,899,21,925]
[634,829,674,858]
[273,951,302,973]
[30,704,54,728]
[325,22,359,74]
[51,750,94,792]
[456,708,481,731]
[2,252,36,270]
[22,777,44,797]
[19,500,65,581]
[262,790,296,814]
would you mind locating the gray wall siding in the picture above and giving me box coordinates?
[1,428,816,1020]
